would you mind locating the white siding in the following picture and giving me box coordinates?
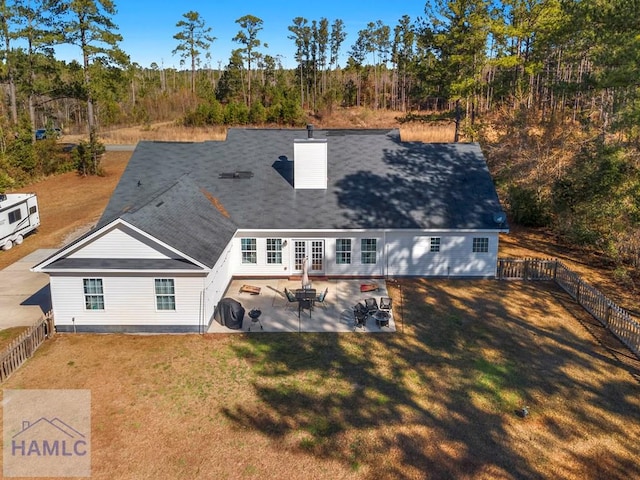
[232,230,498,278]
[385,232,499,277]
[50,273,206,328]
[68,225,173,259]
[203,241,235,322]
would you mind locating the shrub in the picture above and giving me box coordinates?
[507,185,550,227]
[74,130,106,176]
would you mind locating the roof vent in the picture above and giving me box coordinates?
[307,124,314,139]
[219,171,254,179]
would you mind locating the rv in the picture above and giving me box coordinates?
[0,193,40,250]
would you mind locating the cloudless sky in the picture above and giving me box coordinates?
[55,1,429,69]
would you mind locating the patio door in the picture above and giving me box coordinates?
[293,240,324,274]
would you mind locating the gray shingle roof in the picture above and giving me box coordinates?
[98,128,506,268]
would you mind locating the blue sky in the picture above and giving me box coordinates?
[55,1,428,69]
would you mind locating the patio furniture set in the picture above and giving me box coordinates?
[353,296,392,330]
[284,287,329,318]
[237,283,392,331]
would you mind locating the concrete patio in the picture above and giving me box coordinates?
[207,278,398,333]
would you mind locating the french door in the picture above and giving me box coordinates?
[293,240,324,273]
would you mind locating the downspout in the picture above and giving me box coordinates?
[199,289,204,334]
[383,230,388,278]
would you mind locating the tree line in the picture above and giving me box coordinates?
[0,1,635,136]
[1,0,639,274]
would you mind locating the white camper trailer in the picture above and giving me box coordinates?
[0,193,40,250]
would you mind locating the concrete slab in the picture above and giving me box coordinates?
[207,278,397,334]
[0,249,54,329]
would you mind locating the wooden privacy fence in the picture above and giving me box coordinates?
[0,312,54,383]
[498,258,640,358]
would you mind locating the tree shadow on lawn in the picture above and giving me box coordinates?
[221,279,640,479]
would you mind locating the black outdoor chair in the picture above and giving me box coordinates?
[353,302,368,330]
[284,287,297,310]
[364,297,378,314]
[295,289,316,318]
[379,297,392,312]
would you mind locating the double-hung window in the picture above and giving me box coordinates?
[266,238,282,264]
[472,237,489,253]
[241,238,257,264]
[155,279,176,310]
[336,239,351,264]
[361,238,377,264]
[83,278,104,310]
[430,237,441,253]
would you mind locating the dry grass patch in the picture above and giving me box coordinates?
[0,327,28,351]
[2,280,638,479]
[0,151,130,270]
[400,123,457,143]
[64,123,228,144]
[63,109,460,145]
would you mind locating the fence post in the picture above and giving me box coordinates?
[605,303,612,327]
[576,281,581,304]
[524,259,530,281]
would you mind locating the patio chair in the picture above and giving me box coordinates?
[364,297,378,314]
[379,297,392,312]
[315,287,328,308]
[353,302,368,330]
[284,288,297,310]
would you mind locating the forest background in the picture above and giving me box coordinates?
[1,0,639,288]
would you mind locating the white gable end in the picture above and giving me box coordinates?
[68,224,172,259]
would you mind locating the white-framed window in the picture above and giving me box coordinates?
[266,238,282,264]
[8,209,21,224]
[83,278,104,310]
[336,239,351,264]
[155,279,176,310]
[241,238,257,264]
[473,237,489,253]
[361,238,377,264]
[430,237,441,253]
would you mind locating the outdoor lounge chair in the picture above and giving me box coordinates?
[315,287,328,308]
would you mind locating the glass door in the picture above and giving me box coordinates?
[293,240,324,273]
